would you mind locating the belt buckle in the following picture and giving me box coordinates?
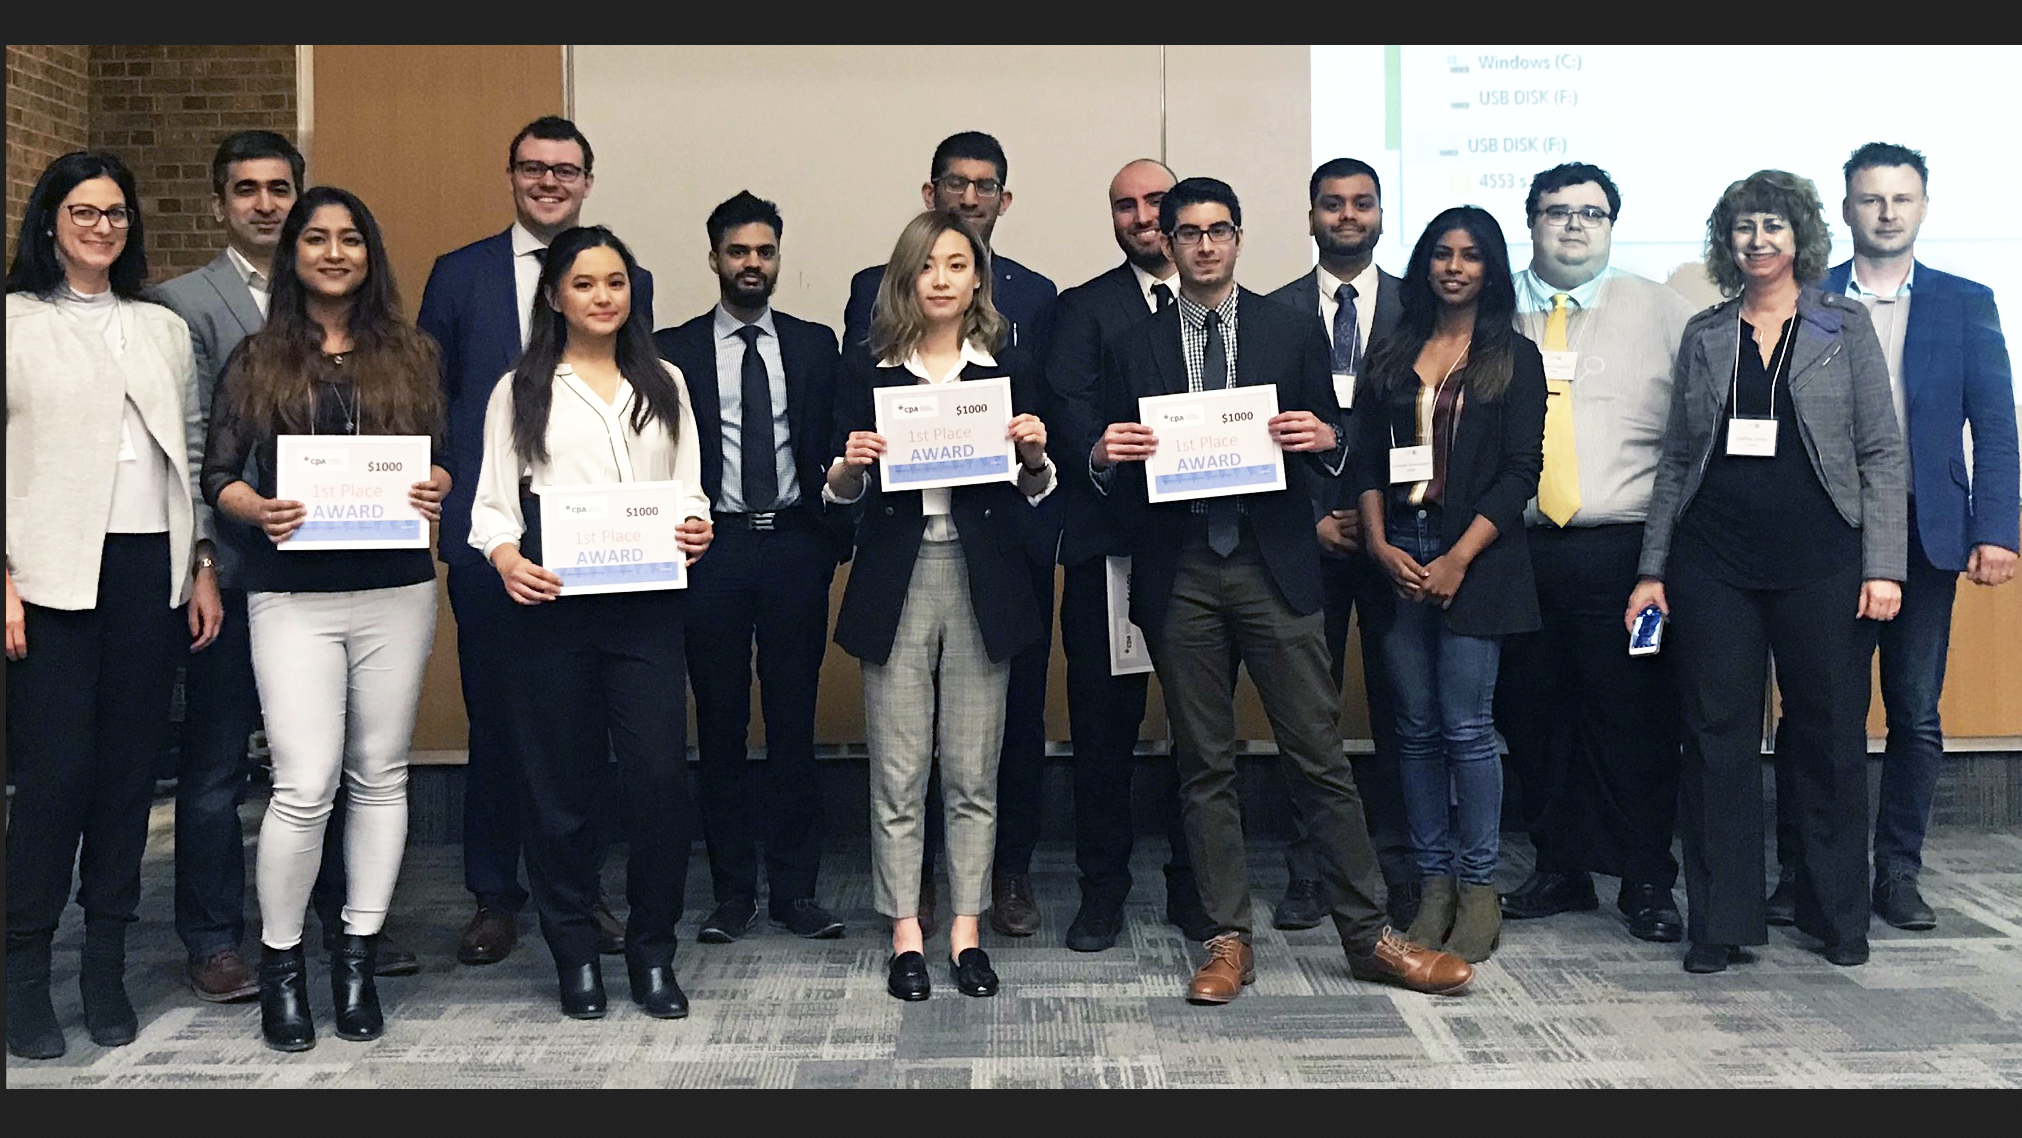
[750,511,778,532]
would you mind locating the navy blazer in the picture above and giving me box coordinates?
[829,346,1048,666]
[1820,260,2018,569]
[416,227,656,567]
[1268,266,1406,512]
[653,308,851,562]
[1046,262,1167,567]
[842,251,1058,386]
[1095,288,1343,638]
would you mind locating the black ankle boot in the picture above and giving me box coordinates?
[626,958,689,1019]
[557,960,607,1019]
[258,944,316,1052]
[6,932,67,1060]
[80,921,138,1047]
[330,933,383,1041]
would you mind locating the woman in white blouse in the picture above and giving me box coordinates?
[826,210,1055,1001]
[468,225,711,1021]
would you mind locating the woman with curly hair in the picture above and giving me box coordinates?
[1628,170,1905,973]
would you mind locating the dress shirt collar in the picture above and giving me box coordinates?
[1130,262,1179,310]
[1848,259,1916,300]
[225,244,269,291]
[1315,261,1379,305]
[510,220,547,260]
[895,338,996,383]
[1176,286,1239,333]
[712,301,778,342]
[1517,263,1615,313]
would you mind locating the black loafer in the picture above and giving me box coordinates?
[557,961,607,1019]
[1272,878,1328,930]
[1500,869,1598,919]
[1874,874,1937,931]
[887,951,931,1001]
[1683,943,1747,974]
[770,899,845,939]
[1065,897,1126,953]
[697,898,759,945]
[951,947,999,998]
[627,962,689,1018]
[1820,940,1870,967]
[1619,883,1685,944]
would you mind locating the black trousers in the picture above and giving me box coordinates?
[1060,555,1191,904]
[1495,523,1681,888]
[1669,558,1873,947]
[447,560,531,912]
[505,590,694,968]
[7,534,178,947]
[685,520,832,906]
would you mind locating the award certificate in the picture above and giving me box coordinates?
[1138,384,1285,503]
[873,376,1017,492]
[274,434,432,551]
[538,481,690,595]
[1105,556,1154,676]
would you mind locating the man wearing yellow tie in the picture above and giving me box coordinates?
[1493,163,1698,943]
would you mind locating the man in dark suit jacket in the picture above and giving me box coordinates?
[840,131,1059,938]
[417,115,651,966]
[1772,143,2018,931]
[1265,157,1414,932]
[1077,177,1473,1004]
[1045,159,1212,952]
[653,191,848,945]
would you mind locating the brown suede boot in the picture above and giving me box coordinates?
[1444,882,1503,963]
[1402,877,1456,950]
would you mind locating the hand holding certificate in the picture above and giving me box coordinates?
[273,435,435,550]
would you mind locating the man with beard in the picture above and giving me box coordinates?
[1267,157,1414,931]
[1046,158,1215,951]
[655,192,848,943]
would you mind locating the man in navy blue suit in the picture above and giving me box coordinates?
[842,131,1058,938]
[1769,142,2017,934]
[417,115,652,966]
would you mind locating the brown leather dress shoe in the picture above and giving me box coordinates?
[990,873,1041,937]
[1186,934,1256,1004]
[188,948,260,1003]
[1346,928,1474,995]
[458,905,518,966]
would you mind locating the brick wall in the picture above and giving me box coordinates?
[5,45,92,272]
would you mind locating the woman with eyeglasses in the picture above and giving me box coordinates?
[827,210,1055,1001]
[1351,206,1547,964]
[5,152,223,1060]
[202,186,450,1051]
[1629,171,1904,973]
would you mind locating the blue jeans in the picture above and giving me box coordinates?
[1380,508,1504,885]
[1874,518,1957,877]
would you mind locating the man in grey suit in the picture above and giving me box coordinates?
[1266,157,1414,931]
[157,131,416,1002]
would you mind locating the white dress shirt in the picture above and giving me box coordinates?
[510,221,547,349]
[1130,262,1179,314]
[1314,261,1379,368]
[1846,260,1915,444]
[226,244,271,318]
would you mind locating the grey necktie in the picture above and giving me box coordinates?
[736,325,778,512]
[1203,310,1239,557]
[1332,282,1361,377]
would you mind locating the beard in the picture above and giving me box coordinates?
[721,273,775,308]
[1315,228,1378,260]
[1120,234,1167,272]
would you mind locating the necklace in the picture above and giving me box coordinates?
[327,380,358,434]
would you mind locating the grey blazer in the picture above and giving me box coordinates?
[156,251,264,586]
[1639,286,1907,583]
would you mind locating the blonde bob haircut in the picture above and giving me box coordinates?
[867,209,1008,364]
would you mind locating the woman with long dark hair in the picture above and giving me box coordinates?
[826,210,1055,1001]
[202,185,450,1051]
[1351,205,1546,964]
[467,225,711,1020]
[6,151,222,1060]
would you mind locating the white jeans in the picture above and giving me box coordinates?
[249,581,436,948]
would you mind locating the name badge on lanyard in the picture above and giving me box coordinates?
[1727,417,1777,457]
[1390,444,1433,483]
[1541,350,1578,382]
[1726,311,1788,459]
[1332,372,1356,409]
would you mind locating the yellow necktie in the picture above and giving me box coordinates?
[1538,293,1581,526]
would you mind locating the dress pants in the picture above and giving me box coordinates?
[1496,523,1681,888]
[6,534,177,949]
[447,561,532,912]
[1670,558,1872,948]
[990,551,1054,877]
[1060,555,1191,905]
[1150,525,1388,951]
[685,519,833,906]
[507,589,694,968]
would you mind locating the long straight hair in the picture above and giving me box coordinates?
[508,225,682,467]
[866,209,1007,364]
[1362,205,1519,402]
[5,150,150,300]
[226,186,443,437]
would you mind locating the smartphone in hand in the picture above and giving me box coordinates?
[1629,604,1664,656]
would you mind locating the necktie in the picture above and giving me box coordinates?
[1151,282,1174,312]
[736,325,779,512]
[1203,310,1240,557]
[1332,282,1361,377]
[1537,292,1581,526]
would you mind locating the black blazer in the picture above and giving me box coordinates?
[653,308,851,562]
[1349,335,1548,639]
[1268,266,1405,511]
[1097,288,1344,637]
[1046,262,1167,567]
[829,344,1049,666]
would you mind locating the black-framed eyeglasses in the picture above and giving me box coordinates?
[511,160,587,184]
[65,204,133,229]
[934,173,1003,199]
[1540,205,1611,226]
[1170,222,1239,246]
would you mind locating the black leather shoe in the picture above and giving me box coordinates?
[1874,872,1938,931]
[325,929,419,977]
[1272,878,1328,930]
[886,951,931,1001]
[1820,940,1870,967]
[557,961,607,1019]
[80,959,138,1048]
[771,898,846,939]
[1683,943,1746,974]
[627,961,689,1018]
[1065,896,1127,953]
[1764,867,1798,926]
[1500,869,1598,919]
[1618,882,1685,943]
[258,944,316,1051]
[951,947,999,997]
[1385,878,1423,929]
[330,934,384,1041]
[698,897,759,944]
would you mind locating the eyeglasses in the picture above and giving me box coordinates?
[1540,205,1611,226]
[511,160,587,184]
[1170,222,1239,246]
[934,173,1003,199]
[65,204,133,229]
